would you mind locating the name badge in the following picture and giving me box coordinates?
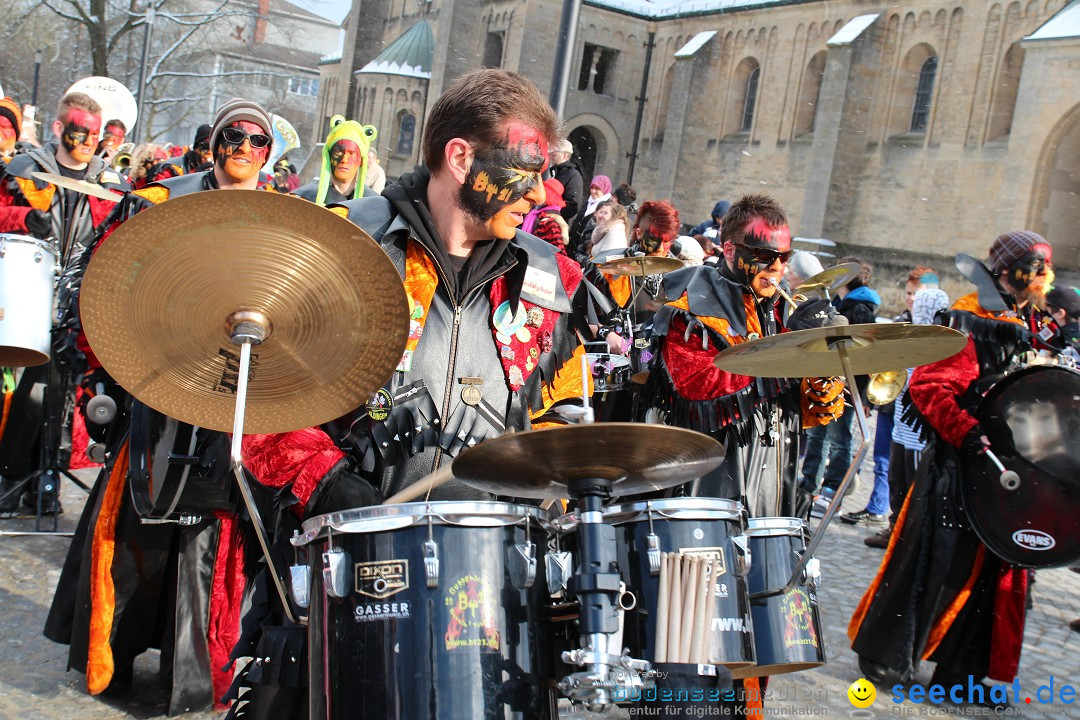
[523,266,557,303]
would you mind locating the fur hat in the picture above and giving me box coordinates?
[210,98,273,153]
[317,115,377,205]
[0,98,21,140]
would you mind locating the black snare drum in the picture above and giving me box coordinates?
[587,352,634,422]
[602,499,755,670]
[295,501,556,720]
[733,517,825,678]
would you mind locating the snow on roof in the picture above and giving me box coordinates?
[588,0,799,19]
[1026,0,1080,41]
[357,20,434,79]
[827,14,878,46]
[675,30,718,57]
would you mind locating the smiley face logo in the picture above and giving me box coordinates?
[848,678,876,708]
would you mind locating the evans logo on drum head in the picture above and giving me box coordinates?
[1012,530,1056,551]
[356,559,409,598]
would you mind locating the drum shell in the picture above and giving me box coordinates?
[733,518,825,678]
[587,353,634,422]
[0,234,56,367]
[603,499,755,669]
[301,502,553,720]
[964,364,1080,568]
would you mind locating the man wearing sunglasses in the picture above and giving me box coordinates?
[43,98,277,715]
[642,193,846,518]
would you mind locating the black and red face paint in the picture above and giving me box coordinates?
[1008,243,1052,291]
[458,122,548,222]
[60,108,101,160]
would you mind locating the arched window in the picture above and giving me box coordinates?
[397,112,415,155]
[793,51,826,137]
[910,57,937,132]
[741,67,760,132]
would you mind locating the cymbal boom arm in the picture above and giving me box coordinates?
[229,333,300,625]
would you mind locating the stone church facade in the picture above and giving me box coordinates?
[319,0,1080,280]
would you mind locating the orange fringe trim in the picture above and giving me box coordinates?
[0,391,12,445]
[86,443,130,695]
[15,177,55,211]
[133,185,170,205]
[605,274,632,308]
[668,293,762,342]
[532,345,592,420]
[743,677,764,717]
[922,544,986,659]
[848,482,915,644]
[951,292,1025,327]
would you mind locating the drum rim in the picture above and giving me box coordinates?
[745,516,805,536]
[0,233,57,257]
[581,497,745,527]
[294,500,552,545]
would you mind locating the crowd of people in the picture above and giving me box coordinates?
[0,67,1076,718]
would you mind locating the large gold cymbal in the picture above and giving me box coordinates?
[80,190,409,434]
[598,255,684,276]
[793,262,861,297]
[31,171,123,202]
[712,323,967,378]
[452,423,724,498]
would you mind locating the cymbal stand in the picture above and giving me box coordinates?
[226,313,300,625]
[783,338,871,593]
[559,476,649,710]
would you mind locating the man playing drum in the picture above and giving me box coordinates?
[850,231,1058,706]
[642,193,846,518]
[43,99,279,714]
[223,69,601,717]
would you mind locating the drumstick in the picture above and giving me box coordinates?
[680,556,700,662]
[690,556,709,664]
[382,465,455,504]
[654,553,670,663]
[668,553,683,662]
[707,559,721,663]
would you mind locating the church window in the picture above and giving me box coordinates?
[910,57,937,132]
[741,67,760,132]
[397,112,415,155]
[793,51,826,137]
[483,32,504,68]
[578,43,618,95]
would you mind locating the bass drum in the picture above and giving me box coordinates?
[963,364,1080,568]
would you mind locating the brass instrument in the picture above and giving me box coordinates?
[866,369,905,405]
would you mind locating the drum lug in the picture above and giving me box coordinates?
[423,539,440,588]
[510,541,537,589]
[322,548,352,598]
[646,532,662,575]
[546,550,572,595]
[290,564,311,608]
[732,535,751,576]
[803,556,821,587]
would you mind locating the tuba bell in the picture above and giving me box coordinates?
[867,369,905,405]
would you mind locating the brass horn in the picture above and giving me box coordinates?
[111,152,132,171]
[867,369,905,405]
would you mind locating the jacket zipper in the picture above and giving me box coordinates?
[430,302,465,473]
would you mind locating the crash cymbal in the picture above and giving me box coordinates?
[80,190,409,434]
[31,171,123,202]
[598,255,684,276]
[452,423,724,498]
[793,262,861,297]
[713,323,967,378]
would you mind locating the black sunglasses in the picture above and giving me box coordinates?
[221,127,271,149]
[735,243,794,265]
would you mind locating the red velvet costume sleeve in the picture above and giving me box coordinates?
[662,314,752,401]
[0,182,31,232]
[908,337,980,448]
[242,430,345,516]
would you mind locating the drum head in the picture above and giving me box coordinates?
[963,365,1080,568]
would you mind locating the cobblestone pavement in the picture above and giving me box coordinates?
[1,429,1078,719]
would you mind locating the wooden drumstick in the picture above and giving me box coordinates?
[668,553,683,662]
[382,465,455,504]
[690,556,710,664]
[680,556,700,662]
[654,553,670,663]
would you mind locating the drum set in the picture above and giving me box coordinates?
[73,190,1077,718]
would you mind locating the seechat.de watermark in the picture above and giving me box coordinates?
[889,675,1075,715]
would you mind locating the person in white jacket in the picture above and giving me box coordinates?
[588,199,629,259]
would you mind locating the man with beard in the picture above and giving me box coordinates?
[222,69,601,719]
[643,193,845,516]
[292,114,377,205]
[42,98,276,714]
[849,232,1057,707]
[149,123,213,180]
[0,92,122,516]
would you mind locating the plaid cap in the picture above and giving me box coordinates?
[988,230,1048,273]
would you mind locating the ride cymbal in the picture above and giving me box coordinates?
[793,262,861,297]
[598,255,684,276]
[31,171,123,202]
[80,190,409,434]
[452,423,724,498]
[712,323,967,378]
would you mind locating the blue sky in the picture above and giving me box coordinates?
[287,0,350,24]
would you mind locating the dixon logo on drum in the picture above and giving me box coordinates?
[444,574,500,651]
[356,559,409,599]
[679,547,727,578]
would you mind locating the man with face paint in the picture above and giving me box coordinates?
[96,119,125,160]
[222,70,603,719]
[850,231,1060,705]
[292,114,377,206]
[0,97,21,161]
[642,194,846,516]
[43,98,277,714]
[149,124,214,181]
